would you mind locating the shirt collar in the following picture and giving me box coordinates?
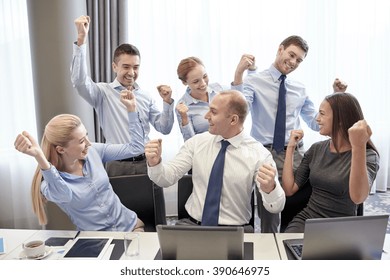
[182,86,215,104]
[269,64,284,83]
[110,78,140,91]
[213,130,245,149]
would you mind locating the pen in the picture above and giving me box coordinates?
[74,231,80,239]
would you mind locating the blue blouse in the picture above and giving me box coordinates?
[40,112,145,231]
[175,83,225,141]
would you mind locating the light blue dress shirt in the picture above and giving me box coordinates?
[232,64,319,145]
[40,112,145,231]
[175,83,225,141]
[71,43,175,148]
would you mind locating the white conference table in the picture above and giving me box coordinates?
[0,229,280,260]
[4,228,388,261]
[0,229,40,260]
[1,229,78,260]
[275,233,390,260]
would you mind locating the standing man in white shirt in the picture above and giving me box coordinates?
[71,15,175,176]
[145,90,285,231]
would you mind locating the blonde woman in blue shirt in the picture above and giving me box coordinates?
[14,91,145,232]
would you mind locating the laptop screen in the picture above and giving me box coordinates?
[156,225,244,260]
[284,215,389,260]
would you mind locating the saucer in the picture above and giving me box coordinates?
[19,246,53,260]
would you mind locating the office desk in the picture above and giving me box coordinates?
[2,229,389,260]
[1,229,78,260]
[81,232,280,260]
[0,229,39,260]
[275,233,302,260]
[275,233,390,260]
[245,233,280,260]
[382,234,390,260]
[80,231,160,260]
[0,229,280,260]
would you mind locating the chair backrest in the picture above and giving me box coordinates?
[45,201,76,230]
[280,180,364,232]
[177,175,255,231]
[177,175,194,220]
[109,174,167,232]
[357,203,364,216]
[280,180,312,232]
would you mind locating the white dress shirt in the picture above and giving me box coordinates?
[148,130,285,225]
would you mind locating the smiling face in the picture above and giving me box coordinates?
[184,64,209,98]
[204,94,234,138]
[112,54,140,89]
[316,100,333,137]
[57,124,91,162]
[274,44,306,75]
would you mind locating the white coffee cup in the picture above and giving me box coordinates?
[124,232,139,257]
[22,240,45,258]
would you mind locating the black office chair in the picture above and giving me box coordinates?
[280,180,312,233]
[280,180,364,232]
[357,203,364,216]
[109,174,167,232]
[45,201,76,230]
[177,174,256,232]
[177,174,194,221]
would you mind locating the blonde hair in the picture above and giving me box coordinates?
[31,114,82,225]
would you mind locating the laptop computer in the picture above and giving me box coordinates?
[156,225,244,260]
[283,214,389,260]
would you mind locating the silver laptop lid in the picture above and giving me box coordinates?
[302,215,389,260]
[156,225,244,260]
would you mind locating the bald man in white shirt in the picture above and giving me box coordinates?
[145,90,285,231]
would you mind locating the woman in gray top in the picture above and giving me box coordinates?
[282,92,379,233]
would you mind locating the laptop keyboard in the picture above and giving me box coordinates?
[291,244,303,258]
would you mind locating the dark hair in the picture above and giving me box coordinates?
[113,44,140,63]
[280,35,309,57]
[177,56,204,82]
[220,90,248,124]
[325,92,378,154]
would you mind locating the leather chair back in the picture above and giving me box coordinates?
[110,174,167,232]
[45,201,76,230]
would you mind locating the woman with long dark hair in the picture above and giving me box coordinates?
[282,92,379,233]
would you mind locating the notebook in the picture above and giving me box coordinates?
[283,214,389,260]
[156,225,245,260]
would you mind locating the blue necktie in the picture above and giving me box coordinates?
[201,140,230,226]
[273,74,287,153]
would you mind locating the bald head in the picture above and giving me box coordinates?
[218,90,248,124]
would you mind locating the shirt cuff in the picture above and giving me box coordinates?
[127,111,138,122]
[73,42,86,53]
[258,182,285,213]
[163,99,175,112]
[231,83,243,92]
[41,164,61,182]
[147,160,163,176]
